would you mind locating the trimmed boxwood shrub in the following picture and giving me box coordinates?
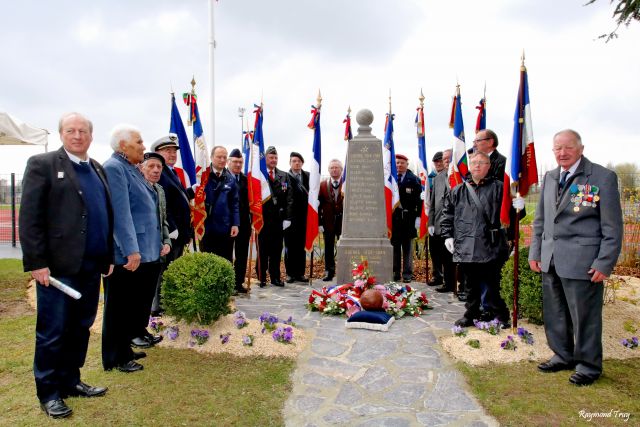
[500,246,544,325]
[162,252,235,325]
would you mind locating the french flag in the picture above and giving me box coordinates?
[415,102,430,240]
[247,104,271,234]
[190,98,210,242]
[383,112,400,239]
[447,85,468,188]
[169,93,196,189]
[305,101,322,252]
[502,61,538,225]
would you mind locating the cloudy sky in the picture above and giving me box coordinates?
[1,0,639,175]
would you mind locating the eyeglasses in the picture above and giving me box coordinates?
[473,137,491,143]
[469,161,490,166]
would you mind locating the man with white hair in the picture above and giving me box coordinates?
[318,159,344,282]
[102,124,163,373]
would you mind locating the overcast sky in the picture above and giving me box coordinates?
[1,0,639,175]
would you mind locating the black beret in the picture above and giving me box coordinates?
[290,151,304,162]
[229,148,242,158]
[432,151,443,162]
[265,146,277,155]
[143,152,165,165]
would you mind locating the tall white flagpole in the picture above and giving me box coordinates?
[208,0,216,146]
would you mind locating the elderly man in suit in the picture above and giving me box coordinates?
[200,146,240,261]
[318,159,344,282]
[20,112,113,418]
[102,124,164,373]
[392,153,422,283]
[227,148,250,294]
[285,151,310,283]
[257,146,292,287]
[528,129,623,386]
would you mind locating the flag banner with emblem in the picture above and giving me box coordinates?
[475,97,486,133]
[341,110,352,196]
[247,104,271,234]
[190,97,210,242]
[242,130,253,175]
[416,104,430,240]
[169,93,196,188]
[383,112,400,239]
[502,62,539,225]
[305,104,321,252]
[447,86,468,188]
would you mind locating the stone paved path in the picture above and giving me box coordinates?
[234,281,498,427]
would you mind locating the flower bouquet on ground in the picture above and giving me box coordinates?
[306,259,430,319]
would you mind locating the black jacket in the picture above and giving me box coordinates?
[392,169,422,241]
[158,165,193,247]
[286,169,309,224]
[263,168,292,225]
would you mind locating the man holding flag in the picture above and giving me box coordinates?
[304,96,322,281]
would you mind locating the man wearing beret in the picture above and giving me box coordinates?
[529,129,623,386]
[392,153,422,283]
[257,146,292,287]
[427,151,443,192]
[200,146,239,261]
[227,148,250,294]
[151,134,194,315]
[284,151,310,283]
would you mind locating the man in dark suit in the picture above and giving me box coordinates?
[529,129,623,386]
[200,146,240,262]
[257,146,292,287]
[227,148,250,294]
[392,153,422,283]
[318,159,344,282]
[150,134,194,314]
[284,151,310,283]
[20,112,113,419]
[473,129,506,181]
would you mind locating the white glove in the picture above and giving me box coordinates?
[512,196,525,211]
[283,220,292,230]
[319,225,324,233]
[445,238,454,254]
[415,218,421,229]
[428,226,435,236]
[168,229,179,240]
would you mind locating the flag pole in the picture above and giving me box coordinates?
[208,0,216,146]
[418,89,430,286]
[309,89,322,287]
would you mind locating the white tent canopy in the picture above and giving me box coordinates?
[0,112,49,149]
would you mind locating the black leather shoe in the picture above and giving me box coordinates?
[286,276,295,284]
[297,276,309,282]
[150,309,164,317]
[235,286,248,294]
[259,282,266,288]
[435,285,453,293]
[402,278,412,283]
[538,360,574,373]
[322,274,334,282]
[569,372,597,386]
[116,360,144,373]
[41,399,72,418]
[393,276,401,282]
[144,333,163,345]
[457,292,467,302]
[61,381,107,398]
[131,337,152,348]
[272,280,285,287]
[427,280,442,287]
[454,317,474,327]
[133,351,147,360]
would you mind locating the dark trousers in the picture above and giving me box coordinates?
[392,237,414,281]
[323,231,339,275]
[542,264,603,378]
[152,242,184,313]
[233,227,251,287]
[34,270,101,403]
[460,261,509,322]
[102,262,161,370]
[200,232,233,262]
[257,222,283,283]
[429,235,455,288]
[284,223,306,278]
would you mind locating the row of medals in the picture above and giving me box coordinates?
[570,183,600,212]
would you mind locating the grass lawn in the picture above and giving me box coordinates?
[0,259,295,426]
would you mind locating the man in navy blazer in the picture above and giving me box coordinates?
[529,129,623,386]
[227,148,250,293]
[20,112,113,418]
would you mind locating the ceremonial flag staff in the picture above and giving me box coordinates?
[416,89,430,285]
[306,90,322,285]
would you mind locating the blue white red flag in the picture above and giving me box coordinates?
[305,104,321,252]
[415,104,430,240]
[502,62,538,225]
[475,97,486,134]
[169,93,196,188]
[340,110,352,196]
[447,85,468,188]
[247,104,271,234]
[383,113,400,239]
[190,97,210,242]
[242,130,253,175]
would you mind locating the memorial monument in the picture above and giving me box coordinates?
[336,109,393,284]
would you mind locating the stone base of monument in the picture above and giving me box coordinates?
[336,237,393,285]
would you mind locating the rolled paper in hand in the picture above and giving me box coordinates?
[49,276,82,300]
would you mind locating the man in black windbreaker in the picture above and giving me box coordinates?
[441,151,510,327]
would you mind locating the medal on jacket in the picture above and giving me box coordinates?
[569,183,599,212]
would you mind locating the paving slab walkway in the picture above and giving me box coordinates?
[234,280,498,427]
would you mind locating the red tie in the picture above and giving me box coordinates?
[269,170,275,181]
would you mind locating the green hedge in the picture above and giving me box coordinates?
[500,246,544,325]
[162,252,235,325]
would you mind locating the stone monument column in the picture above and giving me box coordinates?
[336,109,393,284]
